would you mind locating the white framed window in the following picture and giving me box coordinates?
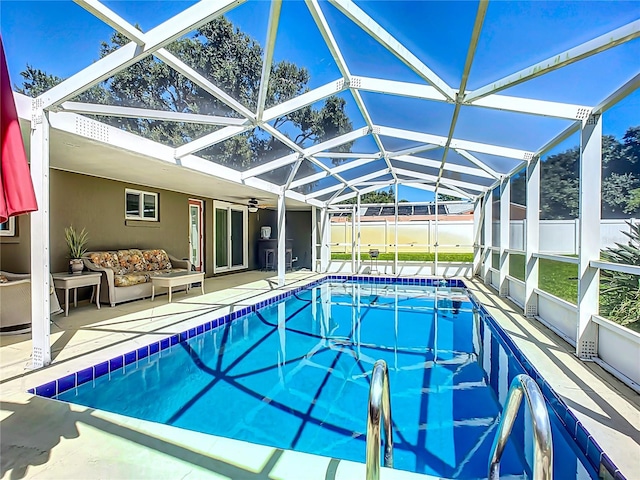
[125,189,158,221]
[0,217,16,236]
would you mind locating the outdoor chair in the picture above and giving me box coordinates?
[0,271,63,334]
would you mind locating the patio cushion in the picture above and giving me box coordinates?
[116,249,147,274]
[89,251,120,272]
[142,249,173,271]
[113,272,149,287]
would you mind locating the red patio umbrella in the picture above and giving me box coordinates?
[1,35,37,224]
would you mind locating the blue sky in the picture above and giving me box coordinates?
[1,1,638,202]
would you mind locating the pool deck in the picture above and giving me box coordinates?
[0,271,638,479]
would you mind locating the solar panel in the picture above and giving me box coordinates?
[380,207,396,216]
[364,207,381,216]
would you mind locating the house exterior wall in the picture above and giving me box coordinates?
[1,170,227,277]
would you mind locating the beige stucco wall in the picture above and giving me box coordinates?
[1,170,313,277]
[0,170,214,276]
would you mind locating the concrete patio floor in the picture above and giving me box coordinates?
[0,271,638,479]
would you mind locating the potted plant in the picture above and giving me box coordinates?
[64,226,89,274]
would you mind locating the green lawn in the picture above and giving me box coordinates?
[508,254,578,305]
[331,252,474,262]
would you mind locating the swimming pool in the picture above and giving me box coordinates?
[33,277,611,479]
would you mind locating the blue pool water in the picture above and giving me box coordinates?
[54,280,597,479]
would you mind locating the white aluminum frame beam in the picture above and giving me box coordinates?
[536,74,640,159]
[30,108,51,368]
[388,144,440,158]
[263,78,346,121]
[351,76,593,120]
[60,101,249,126]
[592,72,640,116]
[482,190,493,283]
[155,49,256,120]
[289,171,328,190]
[435,0,487,190]
[288,156,374,190]
[256,0,282,121]
[472,195,484,275]
[406,182,472,200]
[576,114,602,359]
[329,184,380,204]
[314,152,379,159]
[306,169,389,200]
[330,0,455,100]
[438,182,477,200]
[241,153,299,180]
[41,0,244,108]
[394,168,486,192]
[259,123,352,186]
[175,125,250,158]
[455,149,501,179]
[525,156,540,317]
[470,94,593,121]
[499,176,510,297]
[74,1,258,122]
[466,20,640,102]
[377,125,533,161]
[277,192,286,286]
[392,154,495,179]
[74,0,146,44]
[352,76,447,102]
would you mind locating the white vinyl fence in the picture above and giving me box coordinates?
[335,218,638,254]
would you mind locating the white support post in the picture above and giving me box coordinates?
[499,177,511,297]
[320,207,330,273]
[394,183,399,275]
[311,206,318,272]
[434,190,439,275]
[30,108,51,368]
[473,195,483,276]
[357,194,362,273]
[277,193,286,287]
[577,114,602,359]
[351,204,356,273]
[525,157,540,317]
[482,189,493,284]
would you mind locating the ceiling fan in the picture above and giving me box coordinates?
[248,198,260,213]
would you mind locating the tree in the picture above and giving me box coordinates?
[340,188,397,204]
[18,18,353,183]
[437,193,461,202]
[510,127,640,219]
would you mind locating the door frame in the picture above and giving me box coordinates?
[188,199,204,271]
[213,201,248,273]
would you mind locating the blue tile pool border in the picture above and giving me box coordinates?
[28,274,620,479]
[466,289,623,480]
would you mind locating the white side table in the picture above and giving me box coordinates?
[52,272,102,317]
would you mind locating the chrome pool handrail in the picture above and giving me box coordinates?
[488,374,553,480]
[366,359,394,480]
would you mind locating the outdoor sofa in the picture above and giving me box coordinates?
[0,271,63,334]
[82,249,191,307]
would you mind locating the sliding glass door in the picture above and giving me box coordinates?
[214,202,248,272]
